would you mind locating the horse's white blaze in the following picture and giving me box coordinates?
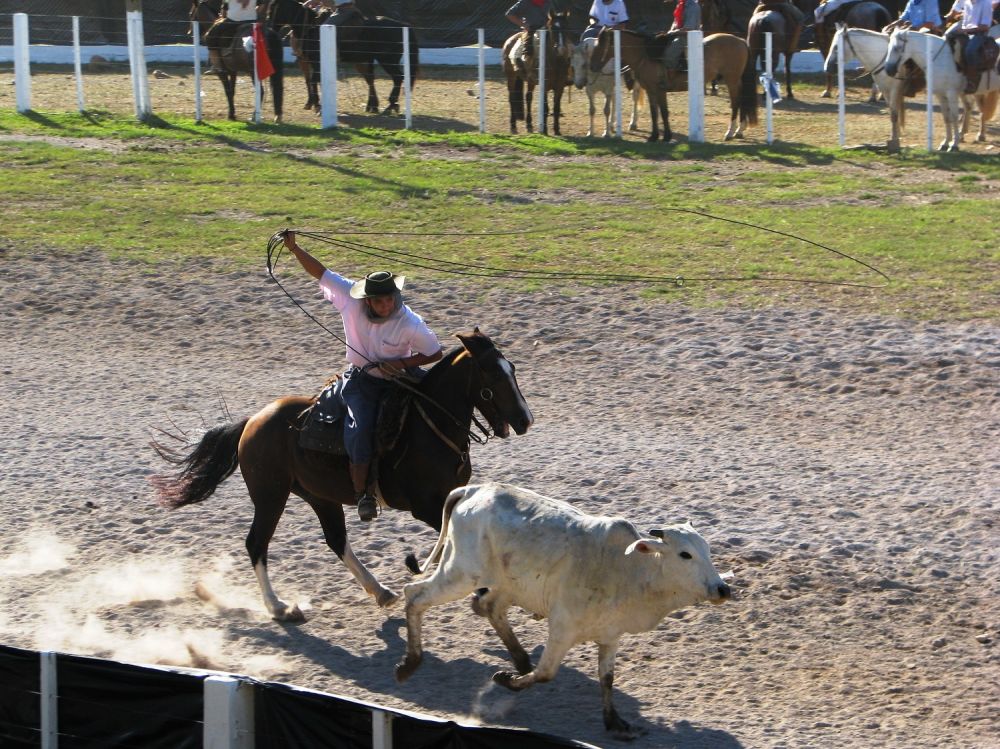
[498,358,533,426]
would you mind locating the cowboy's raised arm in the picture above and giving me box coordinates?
[283,231,327,280]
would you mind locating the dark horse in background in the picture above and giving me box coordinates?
[747,7,804,99]
[190,0,285,121]
[807,0,894,97]
[265,0,420,114]
[151,330,533,622]
[502,10,574,135]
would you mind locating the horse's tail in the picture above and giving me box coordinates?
[739,50,759,126]
[150,418,248,509]
[267,31,285,118]
[408,27,420,82]
[404,485,472,575]
[634,82,646,112]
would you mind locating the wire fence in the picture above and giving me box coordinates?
[2,11,998,150]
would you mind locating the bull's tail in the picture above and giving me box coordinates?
[404,485,473,575]
[150,418,248,509]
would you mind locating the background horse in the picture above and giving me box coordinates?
[571,36,642,137]
[190,0,285,122]
[502,10,573,135]
[151,330,533,622]
[592,29,757,142]
[823,25,914,151]
[886,26,1000,151]
[747,8,804,99]
[266,0,420,115]
[814,0,893,97]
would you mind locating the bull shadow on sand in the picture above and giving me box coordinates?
[230,615,743,747]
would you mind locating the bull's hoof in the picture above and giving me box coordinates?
[395,655,422,683]
[492,670,527,691]
[376,588,399,608]
[273,603,306,623]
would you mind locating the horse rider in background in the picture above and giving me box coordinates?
[304,0,367,46]
[204,0,258,73]
[506,0,553,76]
[282,231,443,523]
[884,0,943,31]
[943,0,998,92]
[750,0,806,35]
[581,0,630,41]
[663,0,701,72]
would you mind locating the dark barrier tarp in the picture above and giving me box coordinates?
[56,653,204,749]
[0,645,41,748]
[255,681,374,748]
[394,714,593,749]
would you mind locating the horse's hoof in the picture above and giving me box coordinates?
[492,670,526,691]
[376,589,399,608]
[395,655,421,683]
[820,91,832,99]
[273,603,306,623]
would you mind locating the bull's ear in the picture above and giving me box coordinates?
[625,540,660,556]
[648,528,665,539]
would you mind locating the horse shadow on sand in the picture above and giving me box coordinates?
[228,615,743,748]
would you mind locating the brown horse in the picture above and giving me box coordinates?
[747,8,804,99]
[151,330,533,622]
[190,0,284,121]
[502,10,574,135]
[591,28,758,142]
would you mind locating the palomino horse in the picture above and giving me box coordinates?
[151,330,533,621]
[571,36,642,137]
[747,8,804,99]
[814,0,893,97]
[190,0,285,121]
[266,0,420,115]
[591,29,758,142]
[884,27,996,151]
[502,11,574,135]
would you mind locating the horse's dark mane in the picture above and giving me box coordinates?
[418,344,471,389]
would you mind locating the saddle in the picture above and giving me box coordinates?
[297,374,413,456]
[950,33,1000,94]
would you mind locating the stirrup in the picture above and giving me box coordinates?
[357,492,379,522]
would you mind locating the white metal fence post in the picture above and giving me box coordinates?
[537,29,547,134]
[836,30,846,147]
[126,9,151,120]
[403,26,412,128]
[372,709,393,749]
[614,29,623,138]
[687,29,704,143]
[13,12,31,113]
[40,651,57,749]
[193,20,203,122]
[72,16,85,112]
[765,31,774,143]
[925,32,934,152]
[478,28,486,133]
[252,24,263,124]
[320,23,338,129]
[204,676,254,749]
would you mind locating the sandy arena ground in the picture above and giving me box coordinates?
[2,244,998,748]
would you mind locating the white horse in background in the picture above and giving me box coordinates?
[824,25,911,152]
[885,26,1000,151]
[571,36,641,138]
[959,25,1000,143]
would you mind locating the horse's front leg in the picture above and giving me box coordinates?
[551,89,563,136]
[821,71,834,99]
[221,73,237,120]
[355,62,379,113]
[308,496,399,607]
[601,92,612,137]
[784,57,794,99]
[525,85,535,133]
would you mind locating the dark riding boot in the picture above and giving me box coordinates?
[349,462,378,522]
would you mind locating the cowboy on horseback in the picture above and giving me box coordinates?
[283,231,443,522]
[582,0,630,41]
[506,0,553,77]
[943,0,998,93]
[204,0,257,74]
[663,0,702,72]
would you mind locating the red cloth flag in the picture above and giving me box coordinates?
[673,0,686,28]
[252,23,275,80]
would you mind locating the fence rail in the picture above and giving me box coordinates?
[0,644,595,749]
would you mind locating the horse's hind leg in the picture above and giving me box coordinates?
[243,477,304,622]
[382,63,404,115]
[356,63,379,113]
[222,73,237,120]
[305,495,398,607]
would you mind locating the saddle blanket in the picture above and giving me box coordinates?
[298,377,347,455]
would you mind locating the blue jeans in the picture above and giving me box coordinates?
[340,366,392,464]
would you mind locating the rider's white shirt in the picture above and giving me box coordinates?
[589,0,629,26]
[319,270,441,375]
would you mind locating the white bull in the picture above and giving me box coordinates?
[394,483,732,738]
